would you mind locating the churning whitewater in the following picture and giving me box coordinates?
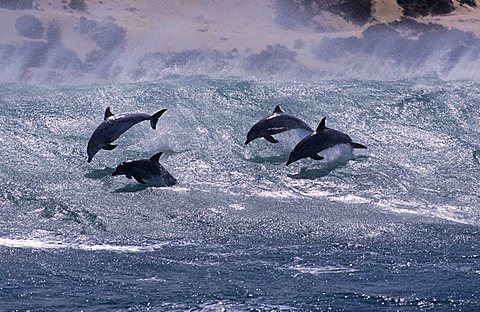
[0,77,479,311]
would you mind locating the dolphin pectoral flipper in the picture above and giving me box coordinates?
[351,142,367,149]
[103,144,117,150]
[310,154,324,161]
[264,135,279,144]
[133,175,147,184]
[150,109,167,129]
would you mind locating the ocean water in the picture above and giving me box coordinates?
[0,76,479,311]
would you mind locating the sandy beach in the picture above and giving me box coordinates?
[1,0,479,82]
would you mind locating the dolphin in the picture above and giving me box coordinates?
[286,117,366,166]
[245,105,313,145]
[112,152,177,187]
[87,107,167,162]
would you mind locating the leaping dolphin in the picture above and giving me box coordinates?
[87,107,167,162]
[286,117,366,166]
[245,105,313,145]
[112,152,177,187]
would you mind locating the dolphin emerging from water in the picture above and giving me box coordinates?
[87,107,167,162]
[112,152,177,187]
[245,105,313,145]
[286,117,367,166]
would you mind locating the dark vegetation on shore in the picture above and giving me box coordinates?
[275,0,373,29]
[274,0,477,29]
[397,0,476,17]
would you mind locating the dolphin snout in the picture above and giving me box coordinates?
[286,154,299,166]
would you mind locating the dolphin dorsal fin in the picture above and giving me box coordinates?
[104,107,114,120]
[316,117,327,132]
[273,105,283,114]
[150,152,163,163]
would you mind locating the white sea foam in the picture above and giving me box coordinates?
[0,237,163,253]
[290,264,357,275]
[228,203,246,210]
[329,194,372,204]
[377,200,477,225]
[254,189,298,199]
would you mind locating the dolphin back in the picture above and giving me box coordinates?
[266,113,313,132]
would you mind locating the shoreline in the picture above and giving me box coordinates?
[1,0,480,83]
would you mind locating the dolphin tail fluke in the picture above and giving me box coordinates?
[351,142,367,149]
[150,109,167,129]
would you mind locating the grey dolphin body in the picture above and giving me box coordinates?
[286,117,367,166]
[245,105,313,145]
[87,107,167,162]
[112,152,177,187]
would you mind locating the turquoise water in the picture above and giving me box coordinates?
[0,77,479,311]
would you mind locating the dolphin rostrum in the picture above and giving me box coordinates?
[286,117,366,166]
[112,152,177,187]
[87,107,167,162]
[245,105,313,145]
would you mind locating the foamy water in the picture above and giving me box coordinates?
[1,77,479,310]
